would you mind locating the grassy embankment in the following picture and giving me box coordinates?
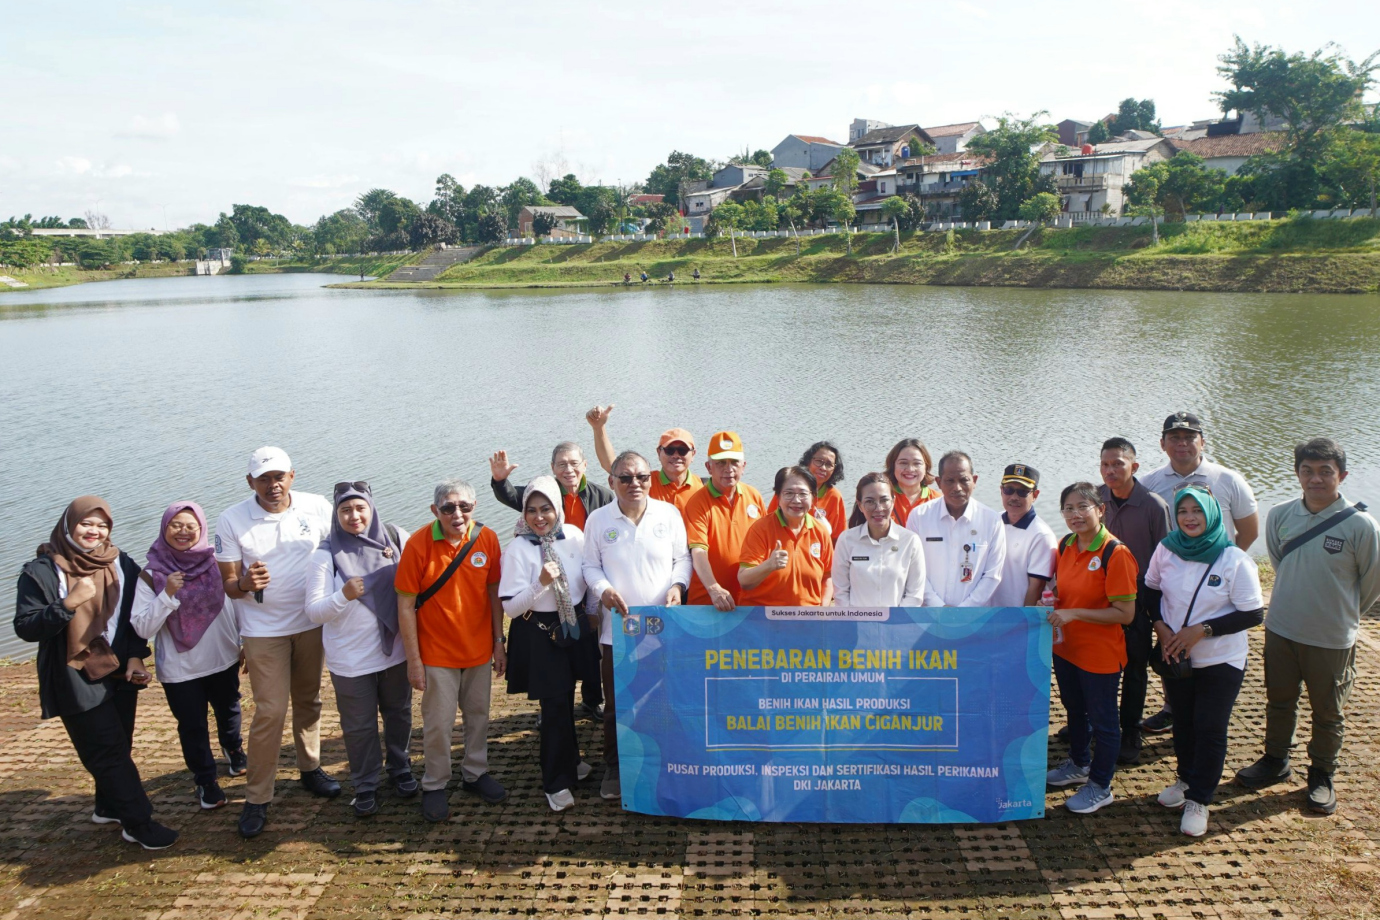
[354,216,1380,294]
[0,252,421,293]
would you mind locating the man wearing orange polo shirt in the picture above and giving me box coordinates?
[739,466,835,606]
[684,431,766,611]
[585,404,703,515]
[396,479,506,821]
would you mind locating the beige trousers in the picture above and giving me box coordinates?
[242,628,325,804]
[420,663,491,791]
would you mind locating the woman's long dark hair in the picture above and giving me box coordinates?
[799,441,844,491]
[884,438,936,490]
[848,471,893,528]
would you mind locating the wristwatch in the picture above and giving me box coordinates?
[1201,622,1214,638]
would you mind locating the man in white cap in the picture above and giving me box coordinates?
[215,447,340,838]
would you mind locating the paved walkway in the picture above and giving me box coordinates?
[0,621,1375,919]
[387,247,481,282]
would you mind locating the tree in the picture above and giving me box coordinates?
[644,151,713,206]
[476,211,507,244]
[764,169,791,199]
[956,181,1000,222]
[313,209,368,255]
[500,177,545,226]
[354,189,398,231]
[1108,98,1161,136]
[206,213,239,250]
[430,174,466,226]
[547,173,583,206]
[750,149,773,167]
[532,211,558,237]
[376,197,421,236]
[67,217,88,229]
[84,210,112,231]
[960,112,1059,220]
[1323,129,1380,214]
[832,148,861,195]
[708,201,744,256]
[1017,192,1062,223]
[409,212,458,248]
[1124,153,1227,218]
[880,197,910,252]
[1087,120,1111,145]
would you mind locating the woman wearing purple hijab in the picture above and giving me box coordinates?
[305,481,416,817]
[131,501,244,812]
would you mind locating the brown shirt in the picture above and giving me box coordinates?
[1099,478,1171,584]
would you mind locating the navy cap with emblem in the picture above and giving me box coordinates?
[1001,463,1039,488]
[1163,411,1204,434]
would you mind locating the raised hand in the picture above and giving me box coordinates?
[585,404,615,428]
[490,450,519,481]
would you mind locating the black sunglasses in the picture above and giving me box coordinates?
[334,480,371,497]
[617,473,653,485]
[438,501,476,515]
[659,444,691,456]
[1000,486,1031,497]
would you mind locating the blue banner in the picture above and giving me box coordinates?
[610,605,1051,824]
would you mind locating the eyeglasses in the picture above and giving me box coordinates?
[166,523,199,534]
[617,473,652,485]
[780,490,814,501]
[1001,486,1031,498]
[437,501,475,515]
[659,444,691,457]
[334,480,371,497]
[810,458,836,471]
[1060,503,1098,515]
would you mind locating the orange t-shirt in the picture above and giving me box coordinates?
[891,484,940,527]
[768,484,845,539]
[738,510,834,606]
[395,520,502,669]
[684,480,766,604]
[562,491,587,531]
[1052,526,1138,674]
[649,469,704,517]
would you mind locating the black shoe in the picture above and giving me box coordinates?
[392,771,420,798]
[579,702,605,722]
[224,747,248,777]
[91,804,121,826]
[1306,767,1337,815]
[461,773,508,804]
[1055,725,1069,742]
[421,789,449,822]
[238,802,268,838]
[121,821,178,851]
[1140,710,1174,734]
[352,791,378,817]
[197,781,227,810]
[1234,754,1292,789]
[1117,738,1142,766]
[300,767,342,799]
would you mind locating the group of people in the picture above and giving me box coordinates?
[13,407,1377,851]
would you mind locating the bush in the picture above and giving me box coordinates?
[228,254,248,274]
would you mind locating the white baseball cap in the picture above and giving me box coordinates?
[248,446,293,477]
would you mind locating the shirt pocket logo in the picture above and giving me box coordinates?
[604,529,620,544]
[810,542,821,558]
[746,504,760,519]
[1208,574,1222,586]
[470,552,488,567]
[1088,556,1102,572]
[1324,536,1344,555]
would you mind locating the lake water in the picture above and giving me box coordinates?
[4,272,1379,660]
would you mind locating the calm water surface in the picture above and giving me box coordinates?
[4,273,1379,659]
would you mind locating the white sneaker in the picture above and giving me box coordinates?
[546,789,575,812]
[577,761,592,782]
[1181,800,1209,837]
[1158,779,1190,809]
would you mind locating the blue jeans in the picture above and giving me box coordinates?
[1054,655,1122,788]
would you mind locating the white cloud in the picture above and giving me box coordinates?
[290,173,361,188]
[120,112,180,139]
[53,157,135,179]
[56,156,92,174]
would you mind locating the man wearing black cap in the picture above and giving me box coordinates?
[1139,412,1259,735]
[1098,437,1172,763]
[990,464,1057,608]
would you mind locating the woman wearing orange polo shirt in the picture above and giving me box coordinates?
[739,467,834,606]
[885,439,940,527]
[1044,481,1138,816]
[768,442,847,537]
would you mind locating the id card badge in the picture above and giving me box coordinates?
[960,543,974,583]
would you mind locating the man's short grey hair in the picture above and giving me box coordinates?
[551,441,584,465]
[433,478,476,507]
[612,450,650,476]
[936,450,973,478]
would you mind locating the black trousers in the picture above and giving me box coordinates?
[1163,661,1245,805]
[161,662,243,787]
[1119,605,1154,745]
[578,626,603,709]
[539,686,580,794]
[60,681,153,827]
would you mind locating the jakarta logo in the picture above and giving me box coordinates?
[622,615,642,636]
[1087,556,1102,572]
[604,528,620,544]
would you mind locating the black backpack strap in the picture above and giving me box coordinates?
[385,523,401,551]
[1100,537,1123,572]
[1278,503,1367,561]
[415,523,484,611]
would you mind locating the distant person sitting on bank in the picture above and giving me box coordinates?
[640,271,649,283]
[585,405,702,515]
[885,439,941,527]
[906,451,1006,607]
[1146,486,1264,837]
[667,270,675,283]
[684,431,766,611]
[739,466,835,607]
[768,441,846,538]
[833,472,926,607]
[1234,438,1380,815]
[1045,482,1138,815]
[692,268,700,281]
[990,464,1057,608]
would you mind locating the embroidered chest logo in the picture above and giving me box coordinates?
[1087,556,1102,572]
[298,517,312,536]
[813,508,827,521]
[1323,536,1345,555]
[653,521,668,538]
[1208,574,1222,586]
[746,504,760,519]
[470,552,488,567]
[604,529,620,544]
[810,542,822,558]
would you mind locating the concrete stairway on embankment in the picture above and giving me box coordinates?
[387,246,482,282]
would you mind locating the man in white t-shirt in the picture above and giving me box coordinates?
[215,446,339,838]
[990,463,1057,607]
[582,450,691,803]
[1139,412,1259,735]
[907,450,1007,607]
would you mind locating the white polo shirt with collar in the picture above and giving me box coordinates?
[906,497,1006,607]
[214,490,334,638]
[990,509,1058,607]
[582,498,692,645]
[1141,459,1258,543]
[832,521,926,607]
[1145,543,1263,670]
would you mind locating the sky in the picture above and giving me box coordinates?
[4,0,1378,230]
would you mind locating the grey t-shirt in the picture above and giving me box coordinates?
[1142,459,1258,544]
[1265,493,1380,649]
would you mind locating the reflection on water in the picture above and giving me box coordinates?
[4,273,1379,659]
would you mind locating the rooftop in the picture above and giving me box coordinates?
[792,134,844,146]
[922,121,980,137]
[522,205,584,218]
[1170,132,1285,158]
[850,124,930,147]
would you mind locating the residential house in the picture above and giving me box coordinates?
[629,194,664,206]
[922,121,984,155]
[1039,138,1175,215]
[730,167,810,203]
[895,151,991,219]
[1168,132,1283,175]
[804,159,881,192]
[770,134,846,172]
[1057,119,1095,147]
[516,205,585,237]
[850,124,936,168]
[853,170,901,224]
[849,118,891,142]
[679,164,769,219]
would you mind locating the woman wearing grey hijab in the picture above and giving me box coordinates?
[306,482,418,817]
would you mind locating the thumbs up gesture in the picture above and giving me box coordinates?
[767,540,790,571]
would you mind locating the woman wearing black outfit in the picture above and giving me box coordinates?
[13,496,178,850]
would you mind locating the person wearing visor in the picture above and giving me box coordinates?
[990,464,1057,608]
[585,405,703,515]
[215,447,339,839]
[684,431,766,611]
[739,466,835,607]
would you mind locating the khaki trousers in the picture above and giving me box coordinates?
[1263,629,1357,774]
[421,663,491,791]
[242,628,325,804]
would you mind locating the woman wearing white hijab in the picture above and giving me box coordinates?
[498,476,598,811]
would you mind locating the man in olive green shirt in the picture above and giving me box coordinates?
[1235,438,1380,815]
